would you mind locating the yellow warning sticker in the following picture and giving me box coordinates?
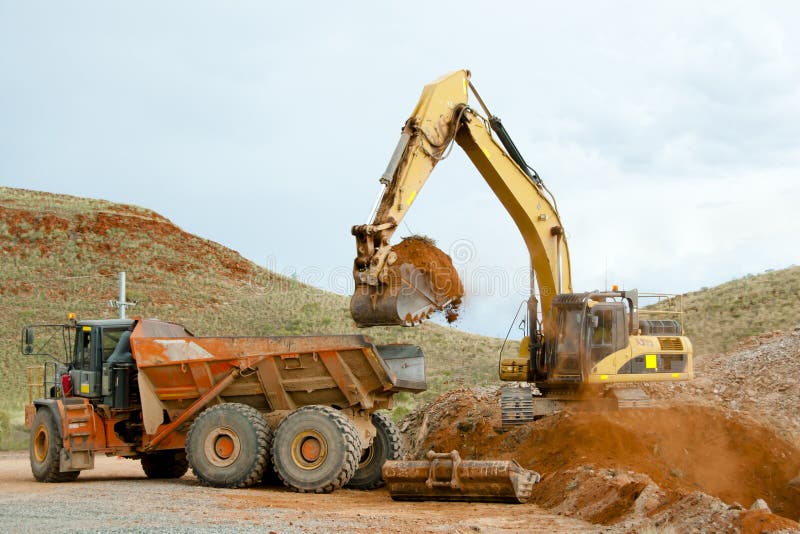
[80,383,90,393]
[407,190,417,207]
[645,354,657,369]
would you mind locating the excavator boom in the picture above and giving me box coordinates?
[351,70,570,329]
[350,69,693,502]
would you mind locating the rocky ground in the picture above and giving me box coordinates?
[646,327,800,442]
[0,452,602,533]
[4,325,800,532]
[398,328,800,533]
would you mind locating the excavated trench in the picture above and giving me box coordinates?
[400,388,800,531]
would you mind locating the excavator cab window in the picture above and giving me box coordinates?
[590,309,614,365]
[589,303,629,366]
[552,309,583,378]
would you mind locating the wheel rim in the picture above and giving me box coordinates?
[33,424,48,463]
[290,430,328,470]
[358,445,375,469]
[204,427,241,467]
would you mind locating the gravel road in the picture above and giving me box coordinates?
[0,451,598,533]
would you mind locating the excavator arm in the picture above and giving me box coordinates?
[351,69,571,329]
[358,72,693,503]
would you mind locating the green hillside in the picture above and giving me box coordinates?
[2,186,798,449]
[0,187,503,425]
[677,266,800,355]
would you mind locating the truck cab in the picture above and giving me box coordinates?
[69,319,136,408]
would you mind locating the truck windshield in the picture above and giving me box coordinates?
[101,329,127,362]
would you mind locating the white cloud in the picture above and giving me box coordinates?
[1,1,799,337]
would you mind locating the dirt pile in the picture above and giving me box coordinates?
[389,236,463,322]
[525,468,796,532]
[399,387,800,530]
[647,327,800,442]
[530,466,664,525]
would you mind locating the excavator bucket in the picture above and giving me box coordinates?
[351,237,464,327]
[383,450,540,504]
[351,263,443,327]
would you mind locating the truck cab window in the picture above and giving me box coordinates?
[75,330,92,370]
[102,329,126,362]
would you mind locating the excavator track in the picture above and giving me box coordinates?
[500,386,535,426]
[608,387,655,409]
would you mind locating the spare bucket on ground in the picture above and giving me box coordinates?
[383,450,540,504]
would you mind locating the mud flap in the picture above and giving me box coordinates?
[383,450,540,503]
[60,449,94,471]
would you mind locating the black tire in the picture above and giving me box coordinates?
[29,409,80,482]
[186,403,272,488]
[141,450,189,479]
[271,405,359,493]
[346,412,402,490]
[260,462,282,486]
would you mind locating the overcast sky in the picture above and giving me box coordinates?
[2,2,799,337]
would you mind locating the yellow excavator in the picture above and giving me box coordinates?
[351,69,693,424]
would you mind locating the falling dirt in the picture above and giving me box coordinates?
[401,387,800,530]
[389,236,464,322]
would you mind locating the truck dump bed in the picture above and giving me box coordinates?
[128,319,425,436]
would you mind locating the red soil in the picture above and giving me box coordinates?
[390,237,464,322]
[404,388,800,524]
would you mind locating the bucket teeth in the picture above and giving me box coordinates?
[350,264,441,327]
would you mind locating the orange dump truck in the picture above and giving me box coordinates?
[22,317,425,492]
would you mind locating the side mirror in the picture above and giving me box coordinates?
[23,327,34,354]
[589,315,599,329]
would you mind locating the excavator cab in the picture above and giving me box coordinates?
[541,294,589,384]
[587,301,629,369]
[547,305,585,382]
[537,291,634,386]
